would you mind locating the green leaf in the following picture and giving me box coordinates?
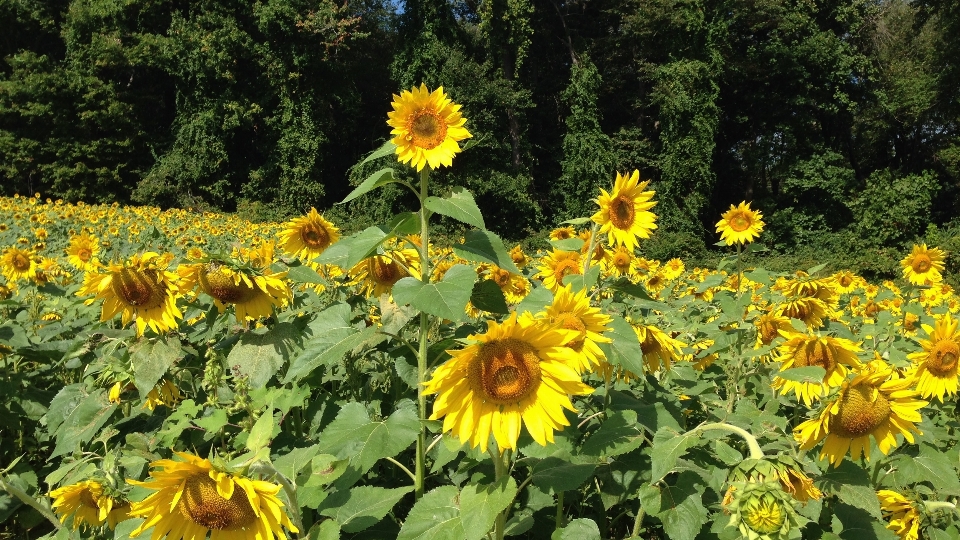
[306,519,341,540]
[388,212,421,236]
[284,304,378,383]
[425,187,485,229]
[392,265,476,321]
[129,336,181,399]
[319,485,413,533]
[227,322,301,387]
[649,428,697,483]
[51,388,117,458]
[894,445,960,492]
[315,226,389,269]
[452,230,521,274]
[529,457,596,492]
[246,408,275,452]
[561,217,591,225]
[562,262,600,292]
[647,472,709,540]
[818,460,882,518]
[285,264,326,284]
[515,286,554,317]
[603,316,646,376]
[193,409,228,434]
[341,167,398,204]
[397,485,464,540]
[551,519,600,540]
[776,366,827,383]
[460,477,518,540]
[359,140,399,166]
[550,238,584,251]
[580,410,644,457]
[272,445,321,481]
[834,502,897,540]
[469,279,509,314]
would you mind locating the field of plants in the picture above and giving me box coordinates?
[2,86,960,540]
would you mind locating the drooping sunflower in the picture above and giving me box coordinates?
[485,266,531,304]
[794,360,927,466]
[541,284,612,373]
[716,201,765,246]
[348,247,421,298]
[0,246,38,282]
[424,312,593,451]
[901,243,947,286]
[908,312,960,401]
[723,480,806,540]
[387,84,472,171]
[591,170,657,251]
[127,452,298,540]
[142,379,182,411]
[754,312,793,349]
[635,322,685,373]
[65,232,101,272]
[772,333,862,407]
[776,297,829,330]
[877,490,921,540]
[179,260,290,322]
[50,480,130,530]
[278,208,340,261]
[77,252,182,336]
[536,250,583,292]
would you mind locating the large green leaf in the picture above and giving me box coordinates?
[580,410,644,457]
[469,279,509,314]
[529,457,596,492]
[776,366,827,384]
[245,407,276,452]
[818,460,882,518]
[602,316,646,376]
[341,167,398,204]
[50,388,117,458]
[283,304,377,383]
[319,485,413,533]
[397,486,464,540]
[459,477,517,540]
[227,322,301,388]
[424,187,485,229]
[452,230,521,274]
[649,427,697,483]
[392,264,475,321]
[515,286,553,317]
[640,472,708,540]
[551,519,600,540]
[129,336,182,399]
[315,226,389,269]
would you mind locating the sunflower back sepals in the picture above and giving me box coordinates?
[723,480,807,540]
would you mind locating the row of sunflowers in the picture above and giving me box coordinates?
[1,84,959,540]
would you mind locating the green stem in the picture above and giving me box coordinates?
[582,223,600,276]
[0,476,62,531]
[690,422,765,459]
[555,491,565,531]
[415,167,432,501]
[492,449,511,540]
[924,500,959,516]
[631,506,645,537]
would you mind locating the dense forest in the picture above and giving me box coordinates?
[2,0,959,263]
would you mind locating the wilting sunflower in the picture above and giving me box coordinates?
[716,201,765,246]
[142,379,182,411]
[278,208,340,261]
[794,360,927,466]
[50,480,130,530]
[128,452,298,540]
[877,490,921,540]
[908,312,960,401]
[77,252,182,336]
[900,243,946,286]
[179,261,290,322]
[348,247,421,298]
[754,312,793,349]
[424,312,593,451]
[591,170,657,251]
[387,84,472,171]
[536,250,583,292]
[65,232,101,272]
[776,297,829,329]
[635,322,684,373]
[541,284,612,373]
[772,333,862,407]
[0,246,38,282]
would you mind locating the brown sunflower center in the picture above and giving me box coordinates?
[729,212,752,233]
[371,256,402,286]
[839,275,853,287]
[912,255,932,273]
[610,196,635,229]
[553,258,581,283]
[111,268,163,309]
[408,110,447,150]
[469,338,541,404]
[300,223,332,250]
[639,330,662,356]
[744,497,785,534]
[758,320,780,345]
[77,248,92,262]
[179,473,257,531]
[491,269,512,288]
[555,312,587,352]
[793,339,836,372]
[612,252,631,272]
[927,339,960,376]
[11,253,30,271]
[202,266,259,304]
[829,383,891,438]
[864,301,881,317]
[78,488,99,509]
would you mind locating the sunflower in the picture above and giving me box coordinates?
[541,284,612,373]
[509,245,529,269]
[127,452,298,540]
[65,232,100,272]
[776,297,828,329]
[716,201,764,246]
[754,312,793,348]
[832,270,862,294]
[348,247,421,298]
[603,245,637,280]
[77,252,182,336]
[772,333,862,407]
[0,246,38,282]
[424,312,593,451]
[486,266,531,304]
[179,261,290,322]
[50,480,130,530]
[536,250,582,292]
[723,480,805,540]
[143,379,182,411]
[877,490,921,540]
[278,208,340,261]
[387,84,472,171]
[635,322,685,373]
[591,170,658,251]
[908,313,960,402]
[901,244,946,286]
[794,360,927,466]
[549,226,576,241]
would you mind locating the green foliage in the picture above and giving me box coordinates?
[850,169,939,246]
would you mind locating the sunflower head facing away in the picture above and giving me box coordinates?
[49,479,130,530]
[716,201,765,246]
[128,452,298,540]
[723,480,806,540]
[908,312,960,402]
[591,170,657,251]
[387,84,472,171]
[877,489,921,540]
[900,243,946,286]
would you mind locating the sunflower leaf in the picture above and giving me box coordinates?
[340,167,398,204]
[425,187,486,229]
[776,366,827,383]
[649,427,698,484]
[315,226,389,269]
[130,336,182,399]
[319,485,413,533]
[551,519,601,540]
[580,409,644,457]
[460,477,518,540]
[397,485,464,540]
[469,279,509,314]
[452,230,522,274]
[284,263,325,284]
[602,316,646,376]
[392,264,476,321]
[529,457,596,492]
[550,237,584,251]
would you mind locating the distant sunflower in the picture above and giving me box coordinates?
[424,312,593,451]
[716,201,764,246]
[908,313,960,402]
[387,84,472,171]
[50,480,130,530]
[486,266,531,304]
[591,170,657,251]
[509,245,529,269]
[549,226,576,241]
[279,208,340,261]
[877,490,921,540]
[348,247,421,298]
[536,250,582,292]
[794,360,926,466]
[901,244,946,286]
[65,232,100,272]
[832,270,861,294]
[77,252,182,336]
[772,333,862,407]
[776,297,828,330]
[128,452,298,540]
[0,246,38,282]
[541,284,612,373]
[603,245,637,280]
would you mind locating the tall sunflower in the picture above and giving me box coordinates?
[77,252,182,336]
[541,284,612,373]
[128,452,298,540]
[877,490,921,540]
[591,170,658,251]
[65,232,101,272]
[424,312,593,451]
[908,312,960,401]
[278,208,340,261]
[50,480,130,530]
[0,246,38,282]
[794,360,927,466]
[901,244,946,286]
[536,250,582,292]
[716,201,765,246]
[387,84,472,171]
[772,333,862,406]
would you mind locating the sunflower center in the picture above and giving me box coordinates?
[555,312,587,352]
[744,497,785,534]
[730,213,752,233]
[794,340,836,372]
[830,383,891,438]
[927,340,960,376]
[12,253,30,271]
[408,110,447,150]
[179,473,257,531]
[111,268,162,308]
[202,267,259,304]
[758,320,780,345]
[491,269,512,288]
[609,196,635,229]
[78,488,99,509]
[371,257,402,286]
[912,255,932,273]
[469,338,541,404]
[77,248,92,262]
[839,275,853,287]
[613,253,631,272]
[300,223,332,250]
[553,259,581,283]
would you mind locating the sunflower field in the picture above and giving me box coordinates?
[2,86,960,540]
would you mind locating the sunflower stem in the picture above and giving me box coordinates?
[0,474,62,531]
[691,422,764,459]
[631,505,645,537]
[555,491,565,531]
[924,501,959,515]
[582,223,600,277]
[415,166,432,501]
[492,448,511,540]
